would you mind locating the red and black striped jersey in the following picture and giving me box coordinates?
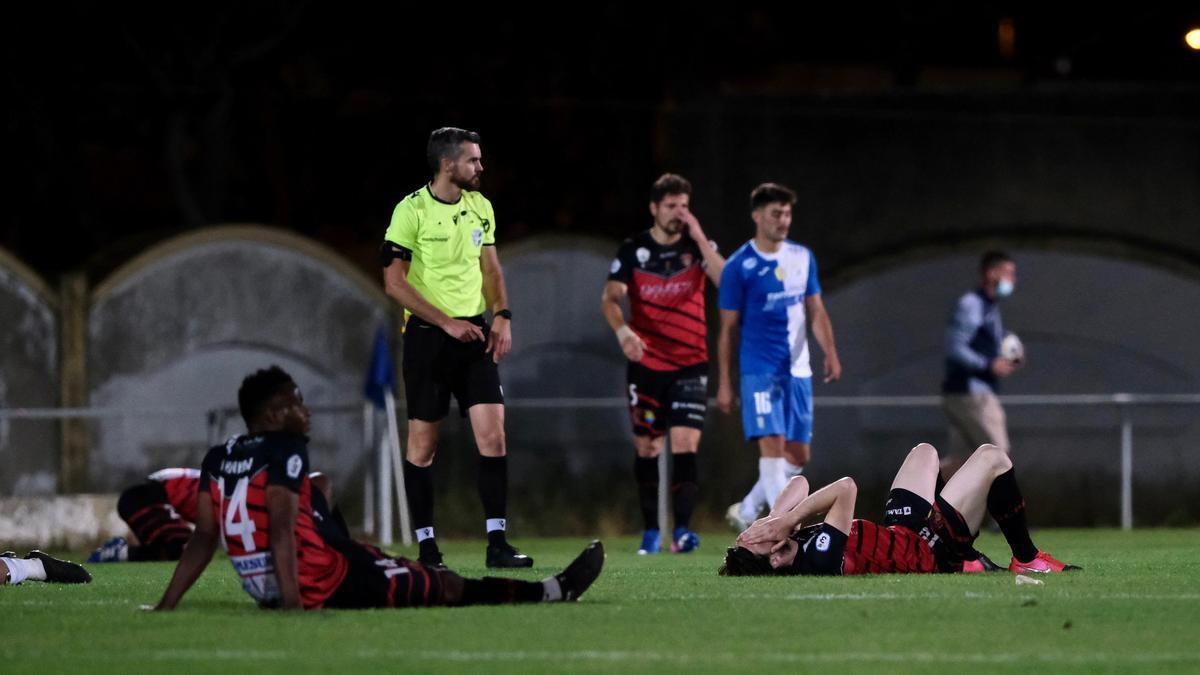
[147,468,201,524]
[199,432,348,609]
[842,519,937,575]
[609,230,710,371]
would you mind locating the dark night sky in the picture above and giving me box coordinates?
[4,2,1198,281]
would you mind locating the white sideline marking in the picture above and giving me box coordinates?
[141,648,1200,666]
[637,591,1200,602]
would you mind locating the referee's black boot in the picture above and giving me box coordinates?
[486,542,534,568]
[419,551,447,570]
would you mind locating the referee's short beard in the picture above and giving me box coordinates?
[451,169,482,191]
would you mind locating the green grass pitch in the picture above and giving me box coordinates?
[4,529,1198,674]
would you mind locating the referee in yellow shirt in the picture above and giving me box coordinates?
[380,127,531,569]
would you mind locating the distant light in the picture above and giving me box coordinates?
[1187,28,1200,51]
[998,17,1016,60]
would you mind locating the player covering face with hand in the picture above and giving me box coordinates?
[721,442,1079,577]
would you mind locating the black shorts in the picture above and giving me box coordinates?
[402,314,504,421]
[626,362,708,437]
[882,488,976,573]
[323,540,446,609]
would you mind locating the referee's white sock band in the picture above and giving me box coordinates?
[486,518,507,533]
[415,527,435,543]
[2,557,46,585]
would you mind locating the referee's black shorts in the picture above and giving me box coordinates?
[402,314,504,421]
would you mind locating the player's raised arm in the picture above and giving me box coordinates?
[737,477,857,549]
[681,211,725,284]
[154,490,219,610]
[266,484,302,611]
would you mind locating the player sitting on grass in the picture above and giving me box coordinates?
[155,366,604,611]
[2,550,92,585]
[720,442,1079,577]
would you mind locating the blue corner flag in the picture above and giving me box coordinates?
[364,327,396,410]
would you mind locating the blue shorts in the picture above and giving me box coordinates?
[739,373,813,443]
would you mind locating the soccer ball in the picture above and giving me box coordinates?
[1000,332,1025,362]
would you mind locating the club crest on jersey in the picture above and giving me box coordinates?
[472,228,483,247]
[635,247,650,265]
[743,257,758,270]
[775,266,787,281]
[286,454,303,479]
[680,253,693,267]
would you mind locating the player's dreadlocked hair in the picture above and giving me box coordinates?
[427,127,481,173]
[238,366,296,426]
[718,546,777,577]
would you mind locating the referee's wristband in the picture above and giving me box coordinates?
[494,309,513,320]
[615,325,636,343]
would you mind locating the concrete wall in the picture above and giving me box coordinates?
[813,249,1200,525]
[85,226,394,492]
[0,247,59,496]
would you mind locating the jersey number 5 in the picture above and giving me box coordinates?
[219,476,258,551]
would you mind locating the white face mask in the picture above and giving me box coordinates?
[996,279,1015,298]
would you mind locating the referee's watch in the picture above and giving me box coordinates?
[495,309,513,320]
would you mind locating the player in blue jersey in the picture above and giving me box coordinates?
[716,183,842,531]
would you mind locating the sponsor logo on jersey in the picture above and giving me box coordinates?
[638,279,696,300]
[221,458,254,475]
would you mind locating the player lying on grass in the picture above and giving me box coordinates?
[720,442,1079,576]
[90,465,347,563]
[2,550,92,585]
[155,366,603,611]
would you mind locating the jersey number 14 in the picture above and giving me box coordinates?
[219,476,258,551]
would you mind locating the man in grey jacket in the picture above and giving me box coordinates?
[941,251,1022,478]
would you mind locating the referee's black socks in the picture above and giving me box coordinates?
[479,455,509,546]
[404,460,438,556]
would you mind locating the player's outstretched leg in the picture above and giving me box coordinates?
[453,541,605,605]
[2,551,92,585]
